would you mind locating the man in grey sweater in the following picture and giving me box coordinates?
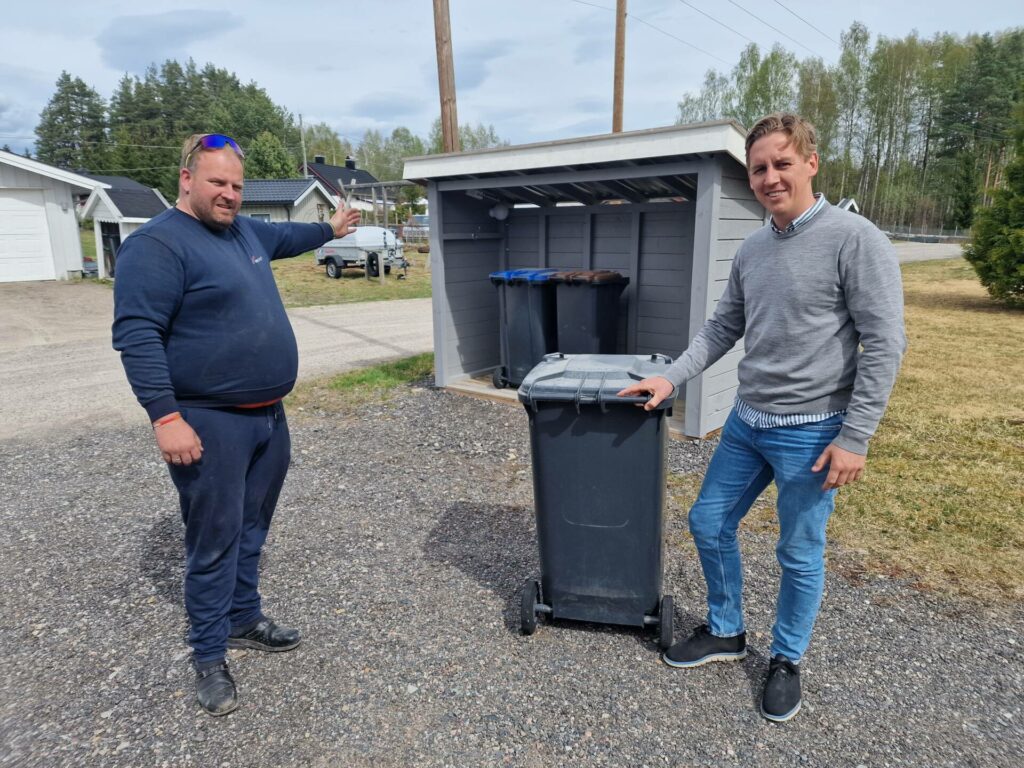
[619,113,906,722]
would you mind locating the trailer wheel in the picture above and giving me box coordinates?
[366,252,380,277]
[658,595,674,651]
[325,259,341,279]
[520,579,540,635]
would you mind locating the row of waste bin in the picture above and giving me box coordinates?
[489,268,628,388]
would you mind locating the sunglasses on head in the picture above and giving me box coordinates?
[184,134,245,167]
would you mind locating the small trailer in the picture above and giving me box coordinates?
[315,226,407,278]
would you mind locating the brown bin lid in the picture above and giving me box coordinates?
[565,270,628,285]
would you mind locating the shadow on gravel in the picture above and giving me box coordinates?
[140,510,185,608]
[423,501,538,633]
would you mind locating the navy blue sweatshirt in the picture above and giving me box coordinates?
[112,208,334,421]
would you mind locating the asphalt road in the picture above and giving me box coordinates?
[0,282,433,441]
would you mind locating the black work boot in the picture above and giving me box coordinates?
[662,624,747,668]
[227,618,301,652]
[761,654,802,722]
[194,659,238,716]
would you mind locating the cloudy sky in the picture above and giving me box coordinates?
[1,0,1020,158]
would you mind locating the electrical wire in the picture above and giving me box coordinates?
[676,0,756,45]
[567,0,732,66]
[771,0,839,46]
[724,0,824,58]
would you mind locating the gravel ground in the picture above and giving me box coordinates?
[1,382,1021,767]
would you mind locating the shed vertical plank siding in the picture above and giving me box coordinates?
[698,165,764,434]
[633,205,694,360]
[435,192,504,383]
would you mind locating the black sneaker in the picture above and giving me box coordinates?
[227,618,301,652]
[761,654,801,722]
[662,624,747,668]
[194,660,238,716]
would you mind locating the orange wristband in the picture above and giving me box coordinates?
[153,412,182,428]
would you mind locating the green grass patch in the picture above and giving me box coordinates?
[287,353,434,411]
[272,251,432,308]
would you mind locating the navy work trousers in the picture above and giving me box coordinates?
[168,402,290,663]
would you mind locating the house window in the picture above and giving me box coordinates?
[316,204,326,221]
[249,213,271,222]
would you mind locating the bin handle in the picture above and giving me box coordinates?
[648,353,673,364]
[572,373,589,414]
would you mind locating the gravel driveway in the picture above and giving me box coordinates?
[1,380,1020,767]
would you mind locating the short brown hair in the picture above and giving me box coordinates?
[745,113,817,163]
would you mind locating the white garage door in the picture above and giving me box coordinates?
[0,190,56,282]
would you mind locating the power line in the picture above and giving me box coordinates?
[676,0,756,45]
[567,0,732,66]
[724,0,824,58]
[771,0,839,46]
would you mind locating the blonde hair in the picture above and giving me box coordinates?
[745,113,817,162]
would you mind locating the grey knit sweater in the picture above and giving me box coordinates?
[663,203,906,454]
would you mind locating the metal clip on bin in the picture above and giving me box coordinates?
[517,353,677,650]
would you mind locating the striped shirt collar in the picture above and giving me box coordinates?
[770,193,827,235]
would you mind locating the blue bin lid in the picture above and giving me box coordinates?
[490,268,559,284]
[517,353,676,410]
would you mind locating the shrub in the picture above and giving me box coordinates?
[964,154,1024,308]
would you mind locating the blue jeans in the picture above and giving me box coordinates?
[688,410,843,662]
[168,403,291,663]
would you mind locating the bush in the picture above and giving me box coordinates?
[964,155,1024,308]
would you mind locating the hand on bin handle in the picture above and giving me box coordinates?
[616,375,675,411]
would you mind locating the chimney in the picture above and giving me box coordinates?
[313,155,326,164]
[345,155,356,170]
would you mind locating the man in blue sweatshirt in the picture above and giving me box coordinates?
[112,133,360,716]
[620,113,906,722]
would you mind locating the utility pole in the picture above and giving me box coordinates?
[433,0,460,153]
[612,0,627,133]
[299,114,309,177]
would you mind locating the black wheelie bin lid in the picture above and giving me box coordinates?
[517,353,675,411]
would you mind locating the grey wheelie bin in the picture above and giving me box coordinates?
[517,353,676,650]
[489,268,559,389]
[550,270,629,354]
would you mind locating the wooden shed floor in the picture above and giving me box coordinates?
[444,375,696,442]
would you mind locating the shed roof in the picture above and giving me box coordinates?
[80,182,170,222]
[403,120,748,207]
[107,188,169,218]
[304,161,379,194]
[0,150,108,191]
[82,174,151,191]
[242,178,329,205]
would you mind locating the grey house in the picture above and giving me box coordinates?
[403,120,765,438]
[239,179,336,224]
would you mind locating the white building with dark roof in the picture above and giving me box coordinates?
[80,175,171,279]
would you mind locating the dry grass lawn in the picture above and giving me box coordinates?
[668,258,1024,603]
[271,250,432,308]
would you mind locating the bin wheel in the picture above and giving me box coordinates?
[366,252,381,278]
[658,595,674,651]
[492,368,507,389]
[520,579,540,635]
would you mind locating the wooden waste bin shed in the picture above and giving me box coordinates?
[403,120,765,438]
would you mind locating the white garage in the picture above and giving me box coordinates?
[0,150,106,282]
